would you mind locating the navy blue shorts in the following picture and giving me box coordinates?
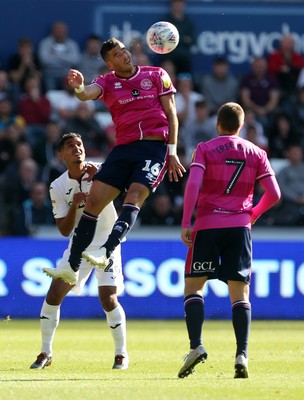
[94,140,168,193]
[185,227,252,284]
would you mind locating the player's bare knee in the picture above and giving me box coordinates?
[84,195,105,215]
[99,291,118,311]
[125,189,150,206]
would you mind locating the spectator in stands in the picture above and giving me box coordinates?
[200,56,239,116]
[175,73,204,128]
[41,148,66,187]
[38,21,81,91]
[268,34,304,106]
[247,125,269,153]
[18,74,52,146]
[0,126,28,234]
[0,127,16,173]
[266,112,300,159]
[62,101,108,157]
[162,145,189,217]
[12,157,39,195]
[7,37,41,102]
[79,34,105,84]
[275,144,304,225]
[0,97,26,133]
[159,0,196,74]
[0,122,27,173]
[0,70,16,110]
[239,109,268,151]
[159,58,177,87]
[3,141,34,181]
[289,86,304,141]
[140,192,180,226]
[239,56,280,128]
[181,99,217,163]
[129,37,153,66]
[46,77,95,126]
[12,181,54,236]
[297,67,304,89]
[3,157,40,234]
[33,120,62,168]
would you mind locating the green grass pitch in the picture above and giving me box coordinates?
[0,319,303,400]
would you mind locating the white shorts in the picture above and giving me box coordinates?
[56,246,124,296]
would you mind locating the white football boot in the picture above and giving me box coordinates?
[82,247,109,270]
[43,264,79,285]
[234,354,249,378]
[178,345,208,378]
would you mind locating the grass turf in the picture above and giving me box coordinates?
[0,319,303,400]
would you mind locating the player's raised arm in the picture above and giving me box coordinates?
[67,68,101,100]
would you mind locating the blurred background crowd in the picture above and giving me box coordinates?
[1,0,304,237]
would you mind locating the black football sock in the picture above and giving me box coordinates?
[103,203,140,257]
[232,300,251,358]
[184,294,205,349]
[68,211,99,271]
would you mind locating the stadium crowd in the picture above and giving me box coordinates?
[1,15,304,236]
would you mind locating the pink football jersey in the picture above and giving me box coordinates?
[92,66,176,145]
[190,135,275,230]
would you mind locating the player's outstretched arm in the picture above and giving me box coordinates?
[67,69,101,100]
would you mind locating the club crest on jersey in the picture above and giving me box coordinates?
[140,78,152,90]
[132,89,140,96]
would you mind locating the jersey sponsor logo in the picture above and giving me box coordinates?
[140,78,152,90]
[192,261,216,272]
[119,94,155,104]
[132,89,140,96]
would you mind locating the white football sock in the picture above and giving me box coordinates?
[105,303,127,356]
[40,300,60,356]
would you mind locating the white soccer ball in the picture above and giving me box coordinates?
[146,21,179,54]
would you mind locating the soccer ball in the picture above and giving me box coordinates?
[146,21,179,54]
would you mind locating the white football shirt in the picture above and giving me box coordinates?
[49,163,117,249]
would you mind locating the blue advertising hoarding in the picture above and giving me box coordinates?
[1,1,304,78]
[0,237,303,320]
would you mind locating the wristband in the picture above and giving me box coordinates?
[74,83,84,93]
[168,144,177,156]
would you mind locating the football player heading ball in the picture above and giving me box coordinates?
[44,38,186,288]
